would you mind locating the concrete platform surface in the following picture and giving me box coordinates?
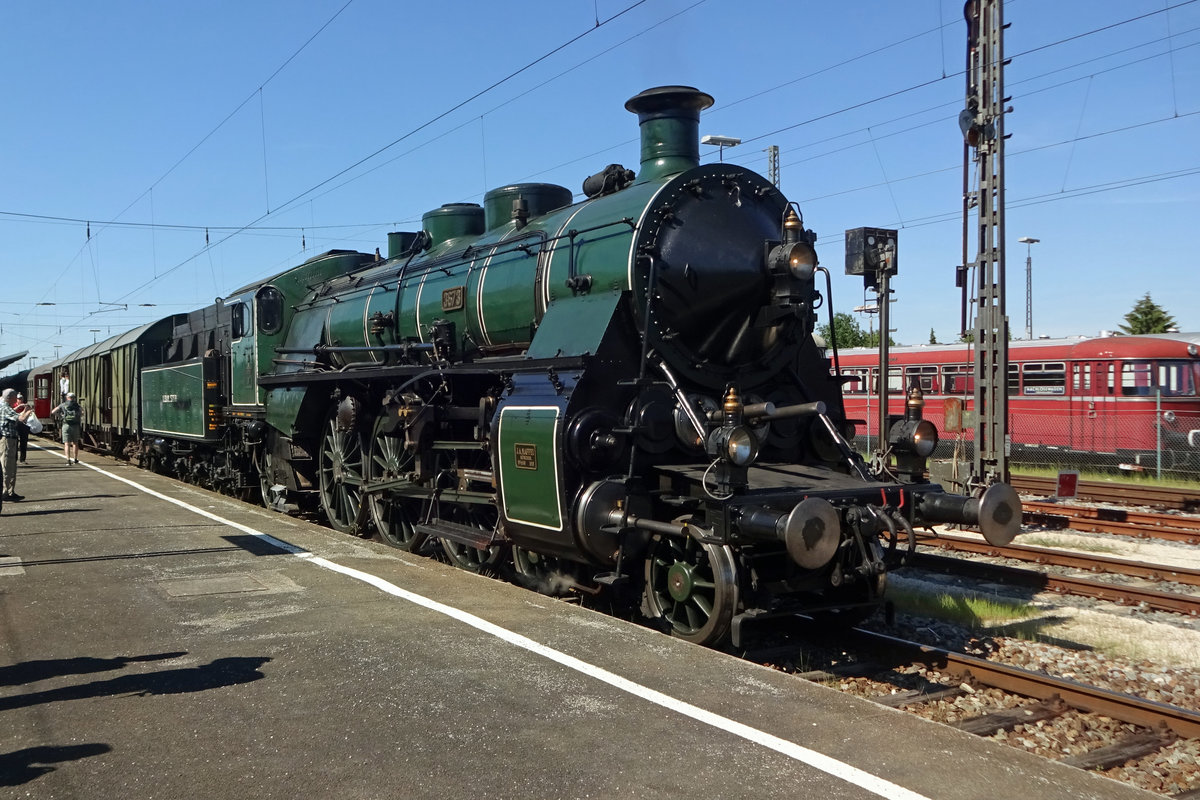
[0,444,1155,799]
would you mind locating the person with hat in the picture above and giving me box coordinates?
[1,388,36,499]
[52,392,83,465]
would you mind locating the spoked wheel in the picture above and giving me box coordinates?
[644,530,738,646]
[317,404,366,534]
[365,415,427,551]
[512,547,572,596]
[440,507,503,573]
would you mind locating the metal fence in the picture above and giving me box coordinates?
[853,407,1200,485]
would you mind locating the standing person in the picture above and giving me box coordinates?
[1,388,35,500]
[59,370,70,404]
[13,393,30,464]
[52,392,83,465]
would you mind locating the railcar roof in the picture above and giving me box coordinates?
[27,356,66,381]
[61,318,173,363]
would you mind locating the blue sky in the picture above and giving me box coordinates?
[2,0,1197,374]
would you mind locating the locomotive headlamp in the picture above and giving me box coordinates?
[888,418,939,458]
[769,241,817,282]
[709,424,760,467]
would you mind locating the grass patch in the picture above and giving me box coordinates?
[887,584,1038,629]
[1011,465,1200,490]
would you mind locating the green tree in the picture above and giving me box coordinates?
[862,329,896,348]
[817,312,869,348]
[929,327,938,345]
[1119,293,1177,335]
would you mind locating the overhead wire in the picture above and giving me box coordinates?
[7,1,1199,360]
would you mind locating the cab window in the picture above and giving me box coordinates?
[256,286,284,335]
[231,302,248,340]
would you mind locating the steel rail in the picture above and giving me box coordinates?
[1023,500,1200,545]
[917,532,1200,586]
[908,553,1200,615]
[845,628,1200,738]
[1011,475,1200,511]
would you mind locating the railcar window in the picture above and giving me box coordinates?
[1120,361,1153,396]
[1072,363,1091,392]
[1022,362,1065,395]
[943,365,971,394]
[1157,360,1197,397]
[231,303,247,340]
[903,365,938,393]
[842,369,870,394]
[1008,363,1020,396]
[256,286,283,335]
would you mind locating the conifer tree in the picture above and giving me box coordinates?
[1119,294,1177,335]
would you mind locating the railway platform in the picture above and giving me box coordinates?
[1,443,1155,799]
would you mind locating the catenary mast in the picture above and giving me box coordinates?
[959,0,1010,490]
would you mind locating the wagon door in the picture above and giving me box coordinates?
[1081,360,1117,457]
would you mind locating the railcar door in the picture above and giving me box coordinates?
[33,373,51,420]
[1080,360,1117,456]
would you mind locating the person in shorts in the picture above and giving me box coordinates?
[53,392,83,464]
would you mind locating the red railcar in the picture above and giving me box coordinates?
[28,357,67,424]
[836,333,1200,471]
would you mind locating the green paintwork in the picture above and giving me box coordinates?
[497,406,562,530]
[141,360,211,439]
[483,184,573,232]
[527,292,621,359]
[228,289,259,406]
[265,387,306,438]
[422,203,484,246]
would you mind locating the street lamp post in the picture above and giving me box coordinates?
[1018,236,1040,339]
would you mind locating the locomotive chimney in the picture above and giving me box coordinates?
[624,86,714,182]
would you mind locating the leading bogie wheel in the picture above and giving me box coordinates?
[643,530,738,646]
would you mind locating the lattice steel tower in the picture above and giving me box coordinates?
[959,0,1010,489]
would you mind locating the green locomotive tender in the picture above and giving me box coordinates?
[54,86,1018,648]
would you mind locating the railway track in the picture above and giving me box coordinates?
[747,626,1200,794]
[842,628,1200,739]
[1012,474,1200,511]
[1023,500,1200,545]
[907,552,1200,615]
[915,531,1200,587]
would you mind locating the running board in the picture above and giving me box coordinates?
[415,520,496,550]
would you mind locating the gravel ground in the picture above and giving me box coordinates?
[840,516,1200,799]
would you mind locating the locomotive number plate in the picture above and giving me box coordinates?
[514,443,538,470]
[442,286,466,312]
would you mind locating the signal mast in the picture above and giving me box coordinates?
[957,0,1011,491]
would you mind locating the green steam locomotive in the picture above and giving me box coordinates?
[43,86,1019,647]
